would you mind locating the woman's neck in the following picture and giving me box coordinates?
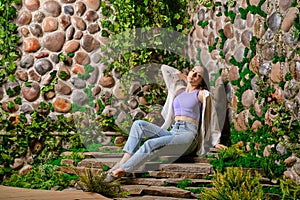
[185,85,199,93]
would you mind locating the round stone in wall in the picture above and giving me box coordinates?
[50,54,59,63]
[261,43,275,61]
[242,89,255,109]
[87,23,100,34]
[59,15,71,30]
[29,69,41,82]
[267,12,282,32]
[29,24,43,37]
[81,35,100,52]
[292,165,300,180]
[71,77,86,89]
[23,38,40,53]
[85,0,100,11]
[16,10,32,26]
[16,70,29,82]
[55,80,72,95]
[20,103,34,113]
[43,17,58,32]
[249,55,262,73]
[74,1,86,16]
[234,14,246,30]
[99,75,115,88]
[63,40,80,54]
[270,62,286,83]
[43,0,61,17]
[87,65,99,84]
[279,0,294,12]
[74,52,90,65]
[233,46,245,63]
[71,90,88,106]
[241,30,253,48]
[72,16,86,31]
[253,17,266,39]
[66,26,75,40]
[113,81,128,100]
[58,65,71,80]
[53,97,72,113]
[281,7,298,32]
[228,65,240,81]
[92,85,101,96]
[91,52,101,63]
[224,23,234,39]
[33,11,45,23]
[84,10,99,22]
[128,98,139,109]
[20,55,34,68]
[24,0,40,11]
[34,59,53,75]
[21,82,40,102]
[63,5,74,15]
[259,62,272,76]
[43,32,65,52]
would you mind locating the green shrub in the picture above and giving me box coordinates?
[3,164,77,190]
[73,167,128,198]
[201,167,266,200]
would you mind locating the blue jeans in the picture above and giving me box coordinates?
[120,120,198,172]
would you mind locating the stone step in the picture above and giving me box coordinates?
[148,170,209,179]
[102,131,122,136]
[160,163,213,174]
[76,158,120,168]
[57,166,102,175]
[117,195,197,200]
[124,177,212,187]
[175,156,215,163]
[60,151,123,158]
[142,186,192,198]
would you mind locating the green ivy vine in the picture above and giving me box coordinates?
[0,0,20,86]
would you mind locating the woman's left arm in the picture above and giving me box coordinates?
[197,90,204,103]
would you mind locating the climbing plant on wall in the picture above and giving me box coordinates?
[0,0,20,87]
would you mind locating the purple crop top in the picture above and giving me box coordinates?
[173,90,202,122]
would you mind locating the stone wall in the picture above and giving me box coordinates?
[0,0,300,182]
[187,0,300,184]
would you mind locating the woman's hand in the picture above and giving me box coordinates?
[214,143,228,150]
[177,72,187,83]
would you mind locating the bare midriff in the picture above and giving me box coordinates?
[174,115,198,126]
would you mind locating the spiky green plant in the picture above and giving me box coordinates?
[280,178,300,199]
[201,167,267,200]
[72,167,129,198]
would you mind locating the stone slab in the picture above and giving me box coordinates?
[124,178,168,186]
[60,152,123,158]
[142,186,192,198]
[160,163,213,174]
[121,185,148,195]
[117,195,197,200]
[148,170,209,179]
[0,186,109,200]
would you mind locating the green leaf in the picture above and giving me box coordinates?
[25,81,32,87]
[14,97,22,105]
[174,13,180,20]
[8,74,15,82]
[176,24,183,31]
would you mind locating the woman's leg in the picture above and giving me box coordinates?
[109,120,171,173]
[119,122,198,173]
[122,120,172,156]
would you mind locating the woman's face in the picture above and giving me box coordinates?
[187,66,203,87]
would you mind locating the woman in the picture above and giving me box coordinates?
[105,64,226,182]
